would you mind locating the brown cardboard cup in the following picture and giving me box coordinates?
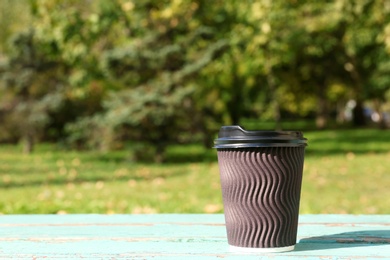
[214,126,307,252]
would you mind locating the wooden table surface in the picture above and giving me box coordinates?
[1,214,389,259]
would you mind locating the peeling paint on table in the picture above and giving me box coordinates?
[0,214,389,259]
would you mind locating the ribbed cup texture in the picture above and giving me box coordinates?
[217,147,305,248]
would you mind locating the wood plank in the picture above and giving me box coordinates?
[0,214,389,259]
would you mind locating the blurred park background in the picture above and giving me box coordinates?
[0,0,389,214]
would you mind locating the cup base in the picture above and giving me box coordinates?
[229,245,295,253]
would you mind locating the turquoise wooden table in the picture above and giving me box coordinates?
[1,214,389,259]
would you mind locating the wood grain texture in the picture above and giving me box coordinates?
[0,214,389,259]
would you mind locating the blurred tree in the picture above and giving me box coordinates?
[0,30,66,152]
[0,0,31,53]
[65,0,229,161]
[288,1,348,129]
[259,0,390,129]
[28,0,120,139]
[2,0,389,157]
[195,0,293,135]
[338,0,390,127]
[193,0,256,143]
[0,0,32,143]
[0,0,118,150]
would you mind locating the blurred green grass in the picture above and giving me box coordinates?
[0,128,389,214]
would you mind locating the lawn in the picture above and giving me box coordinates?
[0,128,389,214]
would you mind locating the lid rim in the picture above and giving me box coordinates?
[214,143,307,149]
[214,125,307,149]
[218,125,304,138]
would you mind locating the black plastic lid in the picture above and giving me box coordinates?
[214,125,307,149]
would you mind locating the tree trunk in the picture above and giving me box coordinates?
[273,99,282,131]
[346,56,366,127]
[336,101,346,123]
[316,85,328,129]
[228,65,243,125]
[373,99,387,129]
[227,54,243,125]
[201,127,214,148]
[266,66,281,130]
[154,143,166,163]
[264,41,282,131]
[352,100,366,127]
[23,131,34,154]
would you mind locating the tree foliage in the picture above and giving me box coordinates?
[1,0,390,160]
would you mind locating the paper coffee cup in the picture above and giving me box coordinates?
[214,126,307,252]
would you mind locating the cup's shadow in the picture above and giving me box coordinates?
[294,230,390,252]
